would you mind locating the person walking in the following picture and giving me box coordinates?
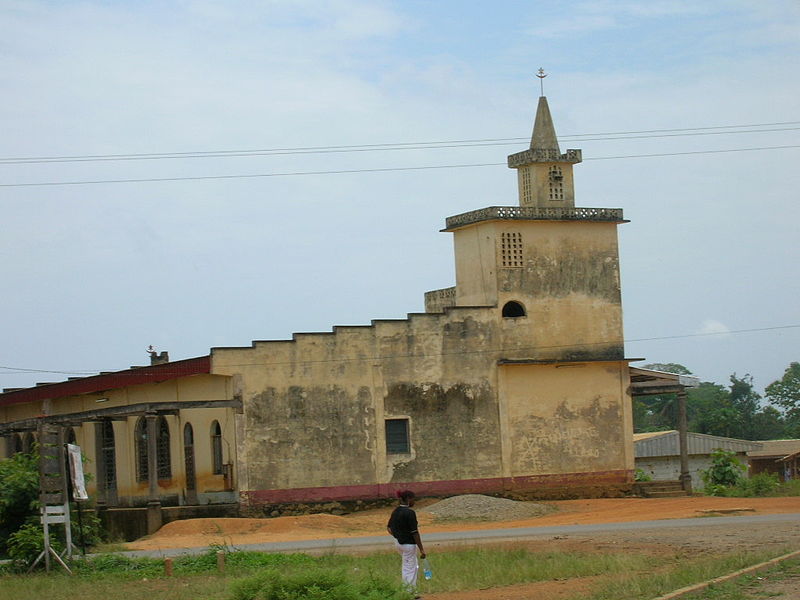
[387,489,426,592]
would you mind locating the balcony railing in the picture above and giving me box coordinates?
[445,206,625,230]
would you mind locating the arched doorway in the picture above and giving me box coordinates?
[183,423,197,505]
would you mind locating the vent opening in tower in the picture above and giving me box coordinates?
[502,301,526,318]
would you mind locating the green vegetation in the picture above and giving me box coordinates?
[682,557,800,600]
[0,546,660,599]
[0,449,39,557]
[0,447,105,566]
[766,362,800,438]
[701,449,746,494]
[231,568,411,600]
[703,474,800,498]
[586,550,791,600]
[2,545,793,600]
[634,361,800,439]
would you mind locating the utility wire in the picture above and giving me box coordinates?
[1,121,798,165]
[1,145,798,188]
[1,323,798,379]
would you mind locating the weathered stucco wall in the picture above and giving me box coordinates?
[1,374,237,506]
[213,301,633,504]
[499,363,633,477]
[454,220,624,361]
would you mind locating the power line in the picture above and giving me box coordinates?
[1,121,798,165]
[1,145,798,188]
[1,323,797,378]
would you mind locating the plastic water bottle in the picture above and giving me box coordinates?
[422,558,432,580]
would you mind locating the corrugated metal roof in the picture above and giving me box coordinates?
[634,431,763,457]
[633,430,674,442]
[747,440,800,458]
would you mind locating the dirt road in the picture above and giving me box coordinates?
[126,496,800,552]
[124,496,800,600]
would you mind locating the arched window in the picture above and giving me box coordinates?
[183,423,196,495]
[135,417,148,482]
[157,416,171,479]
[211,421,223,475]
[22,432,34,454]
[100,420,117,493]
[502,301,527,318]
[65,427,77,446]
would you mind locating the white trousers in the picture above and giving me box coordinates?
[395,541,419,588]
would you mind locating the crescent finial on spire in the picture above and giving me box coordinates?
[536,67,547,96]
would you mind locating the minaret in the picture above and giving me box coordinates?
[507,82,581,208]
[428,72,627,362]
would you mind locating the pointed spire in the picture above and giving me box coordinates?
[530,96,560,153]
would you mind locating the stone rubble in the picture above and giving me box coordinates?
[421,494,554,521]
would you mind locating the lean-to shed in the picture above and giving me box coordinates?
[634,430,762,489]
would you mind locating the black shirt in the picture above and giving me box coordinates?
[387,505,419,545]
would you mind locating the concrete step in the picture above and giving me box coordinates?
[645,490,689,498]
[634,480,688,497]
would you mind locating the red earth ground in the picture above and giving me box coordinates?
[125,496,800,599]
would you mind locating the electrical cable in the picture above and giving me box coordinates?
[1,145,798,188]
[1,121,798,164]
[1,323,797,379]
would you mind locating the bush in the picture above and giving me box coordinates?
[230,567,413,600]
[634,468,652,482]
[734,473,780,497]
[701,449,746,494]
[777,478,800,496]
[6,520,64,570]
[0,451,40,555]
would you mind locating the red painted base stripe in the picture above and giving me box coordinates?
[241,470,632,505]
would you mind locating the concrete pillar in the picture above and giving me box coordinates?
[677,390,692,493]
[145,413,162,534]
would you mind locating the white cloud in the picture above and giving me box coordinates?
[696,320,732,337]
[525,14,617,38]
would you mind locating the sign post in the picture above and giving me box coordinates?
[31,423,73,574]
[67,443,88,555]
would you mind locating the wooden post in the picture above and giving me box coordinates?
[164,557,173,576]
[217,551,225,573]
[677,390,692,493]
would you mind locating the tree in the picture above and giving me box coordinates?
[728,374,761,439]
[633,363,693,432]
[751,405,786,440]
[689,381,738,437]
[0,450,39,556]
[766,362,800,437]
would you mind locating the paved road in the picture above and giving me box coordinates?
[117,512,800,559]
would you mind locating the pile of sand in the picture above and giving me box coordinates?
[422,494,553,521]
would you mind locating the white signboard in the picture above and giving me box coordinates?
[66,443,89,501]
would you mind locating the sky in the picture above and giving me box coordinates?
[1,1,798,399]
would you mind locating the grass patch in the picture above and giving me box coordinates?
[0,545,793,600]
[684,557,800,600]
[585,549,792,599]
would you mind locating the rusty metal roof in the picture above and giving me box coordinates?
[0,356,211,408]
[747,439,800,458]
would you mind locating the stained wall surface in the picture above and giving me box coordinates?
[212,302,633,504]
[1,374,237,506]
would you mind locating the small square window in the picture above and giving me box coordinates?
[385,419,410,454]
